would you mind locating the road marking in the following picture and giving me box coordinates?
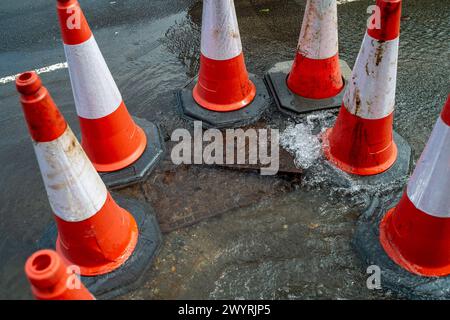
[0,62,68,85]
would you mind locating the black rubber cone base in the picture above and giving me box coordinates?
[39,195,163,300]
[353,196,450,300]
[176,74,270,129]
[100,117,165,190]
[264,60,352,116]
[311,131,412,189]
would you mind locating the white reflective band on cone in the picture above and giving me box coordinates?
[297,0,339,60]
[34,127,108,222]
[64,36,122,119]
[344,34,399,119]
[201,0,243,61]
[407,117,450,218]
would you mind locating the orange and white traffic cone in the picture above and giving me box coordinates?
[177,0,269,128]
[354,94,450,300]
[288,0,344,100]
[265,0,351,115]
[56,0,164,188]
[16,71,161,299]
[380,95,450,277]
[25,249,95,300]
[322,0,409,177]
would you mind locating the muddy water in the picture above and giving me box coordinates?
[0,0,449,299]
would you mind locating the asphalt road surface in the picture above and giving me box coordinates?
[0,0,449,299]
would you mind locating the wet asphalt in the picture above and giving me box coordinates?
[0,0,449,299]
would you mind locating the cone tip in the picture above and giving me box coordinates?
[441,94,450,126]
[56,0,78,8]
[377,0,402,5]
[25,250,64,289]
[57,0,78,7]
[16,72,42,95]
[369,0,402,41]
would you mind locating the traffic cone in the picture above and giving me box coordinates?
[16,71,161,298]
[17,71,137,276]
[56,0,164,188]
[176,0,269,128]
[265,0,351,115]
[194,0,254,113]
[322,0,403,176]
[380,95,450,277]
[354,95,450,300]
[288,0,344,99]
[25,250,95,300]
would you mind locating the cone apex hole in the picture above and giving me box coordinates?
[32,253,52,272]
[18,72,33,82]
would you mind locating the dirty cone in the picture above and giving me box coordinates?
[25,249,95,300]
[176,0,269,128]
[56,0,164,189]
[354,94,450,299]
[322,0,411,185]
[380,95,450,277]
[265,0,351,115]
[16,71,162,299]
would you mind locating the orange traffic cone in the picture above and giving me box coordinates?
[17,71,137,276]
[25,249,95,300]
[323,0,403,176]
[194,0,255,112]
[177,0,269,128]
[56,0,164,188]
[265,0,351,115]
[16,71,161,298]
[288,0,344,99]
[354,94,450,300]
[380,95,450,277]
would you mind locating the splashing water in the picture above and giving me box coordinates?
[279,110,408,205]
[280,110,336,170]
[280,123,321,170]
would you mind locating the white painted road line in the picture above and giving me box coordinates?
[0,62,68,85]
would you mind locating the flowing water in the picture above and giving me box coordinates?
[0,0,448,299]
